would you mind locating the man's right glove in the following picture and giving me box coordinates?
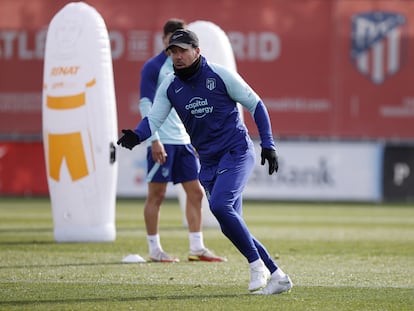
[117,129,140,150]
[260,148,279,175]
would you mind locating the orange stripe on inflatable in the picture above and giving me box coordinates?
[86,78,96,88]
[47,93,85,109]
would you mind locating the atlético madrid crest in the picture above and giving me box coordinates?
[351,11,407,85]
[206,78,216,91]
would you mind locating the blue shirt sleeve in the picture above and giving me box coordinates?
[253,100,276,149]
[139,55,164,142]
[140,57,161,103]
[134,75,174,141]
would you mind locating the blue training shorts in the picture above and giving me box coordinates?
[146,144,200,184]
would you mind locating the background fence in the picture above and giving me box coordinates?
[0,0,413,201]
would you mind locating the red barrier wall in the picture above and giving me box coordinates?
[0,142,48,195]
[1,0,413,140]
[1,0,413,196]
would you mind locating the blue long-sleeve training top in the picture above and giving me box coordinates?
[135,56,275,165]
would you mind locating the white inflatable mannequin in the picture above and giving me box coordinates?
[42,2,118,242]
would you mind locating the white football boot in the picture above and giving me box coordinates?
[248,262,270,292]
[252,273,293,295]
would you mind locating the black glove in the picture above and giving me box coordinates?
[261,148,278,175]
[117,129,140,150]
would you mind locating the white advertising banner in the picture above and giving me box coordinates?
[247,141,382,201]
[117,141,383,202]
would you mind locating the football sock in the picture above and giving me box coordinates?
[272,267,286,278]
[147,234,162,255]
[189,231,205,253]
[249,258,265,269]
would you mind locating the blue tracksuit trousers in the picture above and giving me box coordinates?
[199,142,278,274]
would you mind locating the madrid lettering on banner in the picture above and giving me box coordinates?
[0,29,280,62]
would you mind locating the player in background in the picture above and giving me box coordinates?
[119,29,293,294]
[138,19,225,263]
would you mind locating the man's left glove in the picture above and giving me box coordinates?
[261,148,279,175]
[117,129,140,150]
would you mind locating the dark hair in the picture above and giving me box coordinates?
[163,18,186,37]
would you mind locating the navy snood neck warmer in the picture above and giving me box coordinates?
[173,56,201,81]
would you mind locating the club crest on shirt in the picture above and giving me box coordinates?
[206,78,216,90]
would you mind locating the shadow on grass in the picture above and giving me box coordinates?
[0,292,247,306]
[0,240,55,246]
[0,261,131,269]
[0,227,53,233]
[0,226,180,234]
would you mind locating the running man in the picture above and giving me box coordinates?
[119,29,292,294]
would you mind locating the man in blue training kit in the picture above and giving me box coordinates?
[138,19,225,263]
[118,29,293,294]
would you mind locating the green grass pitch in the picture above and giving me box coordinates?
[0,197,413,310]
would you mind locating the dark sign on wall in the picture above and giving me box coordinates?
[383,145,414,201]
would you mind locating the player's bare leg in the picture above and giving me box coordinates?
[145,182,178,262]
[181,180,204,233]
[182,180,227,262]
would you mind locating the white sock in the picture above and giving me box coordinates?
[147,234,162,255]
[189,232,205,253]
[272,267,286,278]
[249,259,265,270]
